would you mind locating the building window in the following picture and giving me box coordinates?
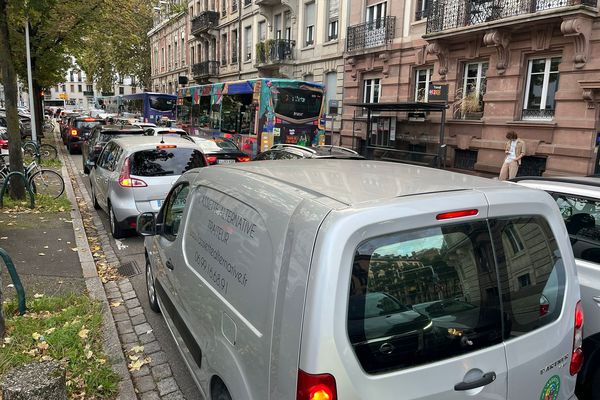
[244,0,251,6]
[174,41,178,67]
[325,71,337,113]
[231,29,238,63]
[119,86,125,95]
[518,273,531,288]
[415,0,430,20]
[363,78,381,103]
[244,26,252,61]
[181,38,185,65]
[274,14,282,39]
[523,57,561,120]
[415,67,432,102]
[132,87,137,94]
[327,0,339,40]
[231,0,237,12]
[458,61,487,119]
[304,2,315,46]
[221,33,228,65]
[366,2,386,27]
[77,84,82,93]
[258,20,266,42]
[304,73,314,82]
[221,0,227,16]
[453,149,478,170]
[70,84,75,93]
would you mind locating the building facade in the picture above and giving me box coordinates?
[342,0,600,176]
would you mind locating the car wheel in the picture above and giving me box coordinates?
[590,367,600,400]
[109,203,126,239]
[211,380,232,400]
[90,182,101,210]
[146,256,160,313]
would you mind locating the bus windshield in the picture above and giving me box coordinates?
[275,88,323,120]
[150,95,176,112]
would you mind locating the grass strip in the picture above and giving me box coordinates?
[1,194,71,213]
[0,294,120,399]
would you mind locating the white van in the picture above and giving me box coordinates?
[139,160,582,400]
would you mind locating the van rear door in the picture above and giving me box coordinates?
[485,189,580,400]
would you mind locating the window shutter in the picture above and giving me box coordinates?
[305,2,315,27]
[329,0,339,19]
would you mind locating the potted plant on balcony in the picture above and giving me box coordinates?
[256,42,266,64]
[265,39,275,62]
[454,85,485,120]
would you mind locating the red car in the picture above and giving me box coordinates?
[0,131,8,153]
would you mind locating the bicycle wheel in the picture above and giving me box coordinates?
[29,169,64,199]
[38,144,58,161]
[22,142,38,163]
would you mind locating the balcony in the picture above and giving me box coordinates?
[346,16,396,52]
[192,61,220,82]
[426,0,597,34]
[191,11,220,37]
[255,39,295,66]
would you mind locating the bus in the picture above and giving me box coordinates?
[98,93,176,123]
[175,79,326,156]
[44,99,66,108]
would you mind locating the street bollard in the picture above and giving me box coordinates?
[0,247,26,315]
[0,171,35,209]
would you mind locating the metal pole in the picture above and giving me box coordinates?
[25,19,37,142]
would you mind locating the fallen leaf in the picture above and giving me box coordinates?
[45,327,56,335]
[0,237,7,240]
[43,245,49,249]
[7,284,14,288]
[98,358,107,365]
[130,345,144,353]
[145,329,153,335]
[37,341,49,350]
[32,332,41,340]
[34,293,44,299]
[41,355,53,361]
[4,337,12,344]
[78,328,89,339]
[86,350,93,359]
[128,359,145,371]
[38,253,46,256]
[24,349,37,356]
[128,355,140,361]
[71,248,78,252]
[110,301,122,308]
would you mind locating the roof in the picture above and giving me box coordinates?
[222,159,510,206]
[111,135,199,150]
[510,176,600,199]
[347,102,448,112]
[98,125,145,133]
[511,176,600,188]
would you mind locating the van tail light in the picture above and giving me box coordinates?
[206,155,218,164]
[119,157,147,188]
[436,209,478,220]
[539,295,550,317]
[297,370,337,400]
[236,155,251,162]
[570,300,584,375]
[70,128,78,136]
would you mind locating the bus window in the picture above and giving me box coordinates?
[177,96,192,126]
[221,94,253,134]
[192,96,211,128]
[150,95,175,112]
[275,87,323,120]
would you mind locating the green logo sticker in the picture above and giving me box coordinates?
[540,375,561,400]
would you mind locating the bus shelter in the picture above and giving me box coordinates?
[349,102,448,168]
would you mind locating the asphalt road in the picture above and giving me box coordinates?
[68,152,202,400]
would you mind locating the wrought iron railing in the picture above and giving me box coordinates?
[522,108,555,120]
[346,16,396,52]
[191,11,220,35]
[256,39,295,65]
[427,0,597,33]
[192,61,220,78]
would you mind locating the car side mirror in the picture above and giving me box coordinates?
[137,212,156,236]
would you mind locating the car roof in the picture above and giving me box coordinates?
[218,160,514,206]
[510,176,600,199]
[97,125,145,133]
[111,135,200,150]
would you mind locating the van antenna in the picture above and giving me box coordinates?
[160,133,165,144]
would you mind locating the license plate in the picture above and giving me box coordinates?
[217,159,235,164]
[152,199,163,208]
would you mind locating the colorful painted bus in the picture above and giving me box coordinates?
[175,79,326,156]
[98,93,176,123]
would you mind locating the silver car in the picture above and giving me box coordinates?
[89,136,206,238]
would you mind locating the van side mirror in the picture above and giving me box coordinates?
[137,212,157,236]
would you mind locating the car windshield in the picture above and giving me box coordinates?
[149,96,175,112]
[75,120,102,130]
[214,139,239,151]
[130,148,205,177]
[194,139,222,153]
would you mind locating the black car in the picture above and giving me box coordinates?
[63,117,104,154]
[254,144,364,161]
[186,136,251,165]
[82,125,145,174]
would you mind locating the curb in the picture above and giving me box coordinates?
[55,132,137,400]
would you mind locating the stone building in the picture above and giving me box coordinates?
[341,0,600,176]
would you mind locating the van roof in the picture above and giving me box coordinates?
[221,159,510,206]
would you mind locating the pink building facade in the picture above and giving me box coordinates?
[342,0,600,176]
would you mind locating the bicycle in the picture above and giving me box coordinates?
[0,155,64,199]
[22,140,58,163]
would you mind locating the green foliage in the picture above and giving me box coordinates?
[1,295,120,398]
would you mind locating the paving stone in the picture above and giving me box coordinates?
[122,290,137,301]
[130,365,151,378]
[120,332,138,345]
[125,298,141,309]
[143,340,161,355]
[111,305,127,315]
[116,320,134,335]
[118,279,132,289]
[131,313,146,326]
[104,281,118,291]
[134,322,153,336]
[151,363,172,381]
[106,290,121,300]
[134,375,157,393]
[129,306,144,317]
[157,377,178,396]
[162,391,185,400]
[113,311,130,322]
[148,351,168,367]
[140,391,161,400]
[139,332,156,344]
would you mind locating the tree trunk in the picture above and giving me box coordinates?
[32,80,44,141]
[0,0,25,199]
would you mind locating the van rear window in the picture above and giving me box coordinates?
[130,148,205,177]
[348,216,564,374]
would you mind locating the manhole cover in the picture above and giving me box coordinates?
[118,261,141,277]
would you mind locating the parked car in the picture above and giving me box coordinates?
[511,175,600,399]
[132,122,157,129]
[90,136,207,238]
[82,125,146,174]
[0,111,29,139]
[63,117,105,154]
[185,136,251,165]
[0,130,8,154]
[254,144,364,160]
[137,160,582,400]
[59,113,80,141]
[143,127,187,137]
